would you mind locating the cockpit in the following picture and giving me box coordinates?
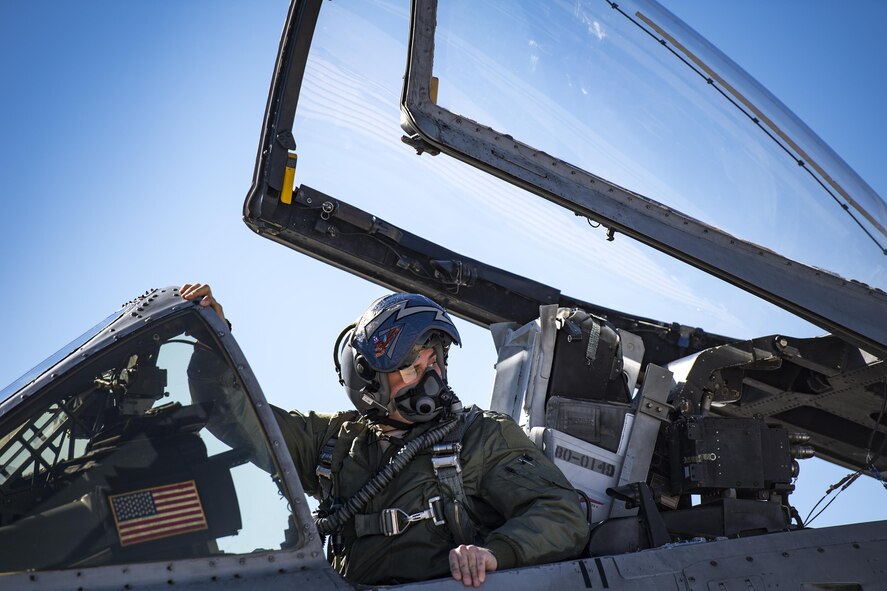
[0,295,292,572]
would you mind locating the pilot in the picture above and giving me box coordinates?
[182,283,589,587]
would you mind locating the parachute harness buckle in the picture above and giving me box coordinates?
[380,496,446,536]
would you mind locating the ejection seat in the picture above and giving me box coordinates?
[489,305,800,555]
[488,304,669,525]
[490,305,667,523]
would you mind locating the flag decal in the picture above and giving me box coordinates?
[109,480,208,546]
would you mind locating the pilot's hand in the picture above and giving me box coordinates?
[180,283,226,324]
[449,545,497,587]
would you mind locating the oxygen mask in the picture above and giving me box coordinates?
[392,368,459,423]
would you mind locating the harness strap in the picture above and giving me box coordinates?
[433,407,483,545]
[354,496,446,537]
[314,430,344,556]
[314,410,361,507]
[315,434,339,502]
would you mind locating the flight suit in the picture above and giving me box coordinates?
[273,405,590,585]
[188,347,589,584]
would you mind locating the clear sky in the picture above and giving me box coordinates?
[2,0,886,531]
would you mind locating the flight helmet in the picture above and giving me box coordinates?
[337,293,461,423]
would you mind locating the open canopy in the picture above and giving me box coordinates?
[242,0,886,474]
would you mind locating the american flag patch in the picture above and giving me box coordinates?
[109,480,208,546]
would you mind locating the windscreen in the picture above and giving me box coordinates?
[0,311,123,404]
[0,311,292,572]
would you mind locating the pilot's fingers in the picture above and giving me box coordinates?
[180,283,211,300]
[459,545,483,588]
[448,546,469,585]
[180,283,226,322]
[449,545,496,587]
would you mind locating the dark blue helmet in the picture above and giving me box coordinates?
[352,293,460,372]
[338,293,461,421]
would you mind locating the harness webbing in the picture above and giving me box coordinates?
[431,406,482,544]
[313,407,483,545]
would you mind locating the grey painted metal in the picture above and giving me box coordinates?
[488,318,539,420]
[523,305,559,428]
[400,0,887,359]
[619,329,646,396]
[609,364,674,519]
[167,519,885,591]
[594,519,887,590]
[0,554,347,591]
[488,305,559,428]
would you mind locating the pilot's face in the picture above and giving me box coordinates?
[385,347,442,399]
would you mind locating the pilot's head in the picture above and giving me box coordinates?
[337,293,461,425]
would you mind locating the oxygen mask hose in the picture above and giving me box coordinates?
[315,416,460,535]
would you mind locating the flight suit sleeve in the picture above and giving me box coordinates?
[474,413,590,569]
[270,406,354,499]
[188,345,274,472]
[188,346,348,491]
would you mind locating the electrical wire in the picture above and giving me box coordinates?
[805,471,861,526]
[805,381,887,525]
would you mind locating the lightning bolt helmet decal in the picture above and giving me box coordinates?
[351,293,461,373]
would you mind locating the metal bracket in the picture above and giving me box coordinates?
[638,399,673,422]
[401,134,440,156]
[610,364,674,519]
[431,443,463,474]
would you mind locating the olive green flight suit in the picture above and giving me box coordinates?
[272,405,590,585]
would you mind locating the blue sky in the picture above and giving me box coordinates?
[2,0,886,530]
